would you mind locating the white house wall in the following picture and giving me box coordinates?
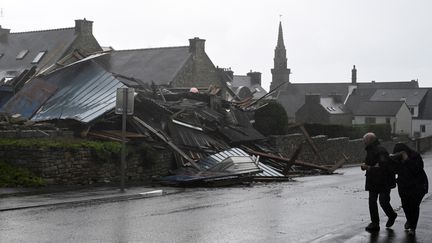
[353,116,396,133]
[395,105,412,136]
[412,119,432,138]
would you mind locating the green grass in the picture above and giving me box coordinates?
[0,138,122,161]
[0,161,46,187]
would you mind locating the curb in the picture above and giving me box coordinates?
[0,189,180,212]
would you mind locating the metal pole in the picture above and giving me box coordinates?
[120,88,127,192]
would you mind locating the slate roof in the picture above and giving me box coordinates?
[276,82,351,118]
[345,88,380,114]
[276,81,419,119]
[418,89,432,119]
[357,81,419,89]
[370,88,428,107]
[95,47,192,86]
[0,28,77,80]
[352,101,405,116]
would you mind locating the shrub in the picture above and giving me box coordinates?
[297,123,391,140]
[0,161,46,187]
[0,138,122,161]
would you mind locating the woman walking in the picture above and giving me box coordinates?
[392,143,429,236]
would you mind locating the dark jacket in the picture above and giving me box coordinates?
[392,143,429,195]
[364,140,396,192]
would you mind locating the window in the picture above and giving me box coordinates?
[410,108,414,115]
[421,125,426,133]
[16,49,29,60]
[31,51,47,64]
[365,117,376,124]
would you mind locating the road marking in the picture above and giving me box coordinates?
[139,190,163,196]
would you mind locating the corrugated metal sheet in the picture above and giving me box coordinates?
[32,61,125,123]
[1,78,57,118]
[198,148,284,177]
[168,122,229,151]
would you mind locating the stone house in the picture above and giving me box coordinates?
[0,19,102,107]
[94,37,230,97]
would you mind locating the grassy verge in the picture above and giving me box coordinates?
[0,161,46,187]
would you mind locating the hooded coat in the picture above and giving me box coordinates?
[392,143,429,195]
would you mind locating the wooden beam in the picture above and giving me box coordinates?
[242,147,333,173]
[132,116,201,171]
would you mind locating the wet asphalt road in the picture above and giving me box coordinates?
[1,153,431,243]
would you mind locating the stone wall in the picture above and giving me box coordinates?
[0,145,175,185]
[269,134,432,166]
[0,129,73,139]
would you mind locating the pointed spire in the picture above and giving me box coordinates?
[277,21,285,49]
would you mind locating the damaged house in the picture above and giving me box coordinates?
[0,19,102,107]
[1,33,302,185]
[1,20,345,186]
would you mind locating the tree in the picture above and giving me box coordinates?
[254,100,288,136]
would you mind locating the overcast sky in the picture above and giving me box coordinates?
[2,0,431,90]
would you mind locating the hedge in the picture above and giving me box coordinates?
[292,123,392,140]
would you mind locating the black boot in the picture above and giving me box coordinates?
[365,222,380,231]
[404,221,411,230]
[386,213,397,227]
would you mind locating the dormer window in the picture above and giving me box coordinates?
[16,49,29,60]
[32,51,47,64]
[0,53,4,59]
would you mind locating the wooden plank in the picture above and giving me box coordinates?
[299,125,325,163]
[243,147,333,173]
[132,116,201,171]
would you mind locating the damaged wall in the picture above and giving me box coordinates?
[269,134,430,165]
[0,145,174,185]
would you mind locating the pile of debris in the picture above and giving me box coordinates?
[83,91,345,186]
[1,77,346,186]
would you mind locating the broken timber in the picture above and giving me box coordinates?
[132,116,201,171]
[242,147,340,174]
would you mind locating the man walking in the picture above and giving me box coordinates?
[361,132,397,231]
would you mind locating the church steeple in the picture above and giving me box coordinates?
[277,21,285,49]
[270,21,291,91]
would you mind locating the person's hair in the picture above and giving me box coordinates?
[393,143,413,156]
[363,132,377,146]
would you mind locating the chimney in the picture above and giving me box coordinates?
[189,37,206,56]
[224,68,234,80]
[0,25,10,42]
[247,71,262,86]
[305,94,320,104]
[75,18,93,35]
[351,65,357,84]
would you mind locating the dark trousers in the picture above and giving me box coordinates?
[400,191,425,230]
[369,190,396,223]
